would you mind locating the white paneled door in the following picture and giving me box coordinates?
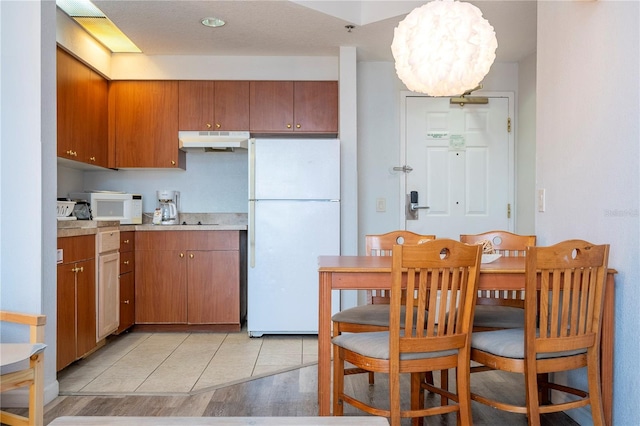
[402,95,514,238]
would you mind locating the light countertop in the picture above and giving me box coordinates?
[58,213,247,238]
[122,224,247,231]
[57,220,120,237]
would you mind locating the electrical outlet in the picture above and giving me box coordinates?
[538,189,546,212]
[376,198,386,212]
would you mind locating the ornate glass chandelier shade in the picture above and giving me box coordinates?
[391,0,498,97]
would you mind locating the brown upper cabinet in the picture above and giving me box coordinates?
[179,81,250,131]
[109,80,185,169]
[250,81,338,133]
[56,47,108,167]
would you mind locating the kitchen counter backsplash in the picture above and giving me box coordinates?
[58,213,247,237]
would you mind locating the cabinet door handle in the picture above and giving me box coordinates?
[179,253,184,258]
[71,266,84,273]
[189,253,194,259]
[123,300,130,304]
[89,156,96,162]
[215,123,221,128]
[171,160,176,166]
[206,123,212,129]
[123,260,129,265]
[296,124,301,129]
[286,124,292,129]
[123,239,130,244]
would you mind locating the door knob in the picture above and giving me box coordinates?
[406,191,429,221]
[393,165,413,173]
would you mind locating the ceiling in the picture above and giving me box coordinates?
[92,0,537,63]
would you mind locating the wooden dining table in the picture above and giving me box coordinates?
[317,255,616,424]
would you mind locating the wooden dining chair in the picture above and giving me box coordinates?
[460,230,536,331]
[331,230,435,384]
[0,310,47,426]
[332,239,482,426]
[469,239,609,425]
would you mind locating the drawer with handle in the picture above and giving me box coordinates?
[97,229,120,254]
[120,231,135,253]
[120,250,134,274]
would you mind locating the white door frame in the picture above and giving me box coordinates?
[398,91,516,231]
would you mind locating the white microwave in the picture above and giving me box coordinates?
[69,192,143,224]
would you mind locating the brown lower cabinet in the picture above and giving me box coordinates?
[135,231,246,331]
[117,271,135,332]
[57,235,96,371]
[115,231,135,334]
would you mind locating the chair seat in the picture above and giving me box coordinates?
[332,305,414,328]
[473,305,524,329]
[471,328,586,359]
[0,343,47,367]
[332,331,457,360]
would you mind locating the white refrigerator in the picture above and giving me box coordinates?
[248,138,341,337]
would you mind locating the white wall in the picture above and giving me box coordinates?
[537,2,639,424]
[0,0,59,406]
[109,54,338,81]
[516,51,537,234]
[357,61,406,251]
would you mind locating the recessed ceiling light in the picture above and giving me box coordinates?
[201,17,225,28]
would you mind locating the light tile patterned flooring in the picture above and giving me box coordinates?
[57,331,318,395]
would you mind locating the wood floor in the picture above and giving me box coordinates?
[10,364,580,425]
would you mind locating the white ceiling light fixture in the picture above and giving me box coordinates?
[56,0,141,53]
[391,0,498,97]
[201,17,226,28]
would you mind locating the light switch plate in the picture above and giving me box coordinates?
[57,249,63,264]
[376,198,386,212]
[538,189,546,212]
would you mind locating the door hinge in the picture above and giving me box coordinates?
[507,203,511,219]
[507,117,512,133]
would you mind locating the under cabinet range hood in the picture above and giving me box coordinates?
[178,131,250,152]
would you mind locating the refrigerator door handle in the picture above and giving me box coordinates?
[249,201,255,268]
[249,138,256,268]
[248,138,256,200]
